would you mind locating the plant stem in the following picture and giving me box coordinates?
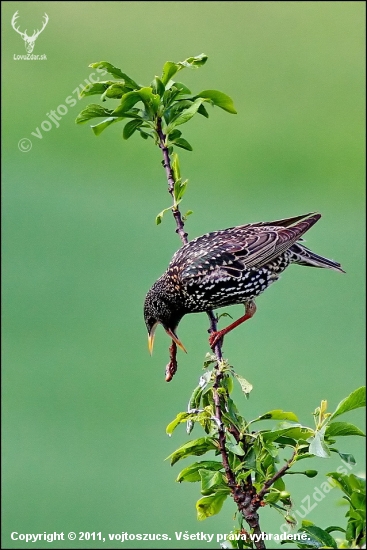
[156,118,188,245]
[257,450,297,501]
[156,118,266,548]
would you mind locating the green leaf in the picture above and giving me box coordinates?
[155,206,172,225]
[195,89,237,114]
[188,385,203,412]
[79,81,112,98]
[327,472,352,496]
[351,491,366,511]
[167,129,182,141]
[203,353,217,368]
[183,210,194,220]
[167,437,217,466]
[196,491,228,521]
[139,130,151,140]
[161,54,208,86]
[264,491,281,505]
[179,53,208,69]
[327,472,365,498]
[89,61,139,89]
[174,82,192,95]
[75,104,113,124]
[103,83,129,100]
[326,422,365,438]
[166,412,192,436]
[151,76,165,97]
[345,471,365,493]
[199,469,227,495]
[196,104,209,118]
[262,426,313,444]
[330,387,366,420]
[324,526,346,534]
[123,119,143,140]
[172,138,193,151]
[273,477,286,492]
[217,312,233,322]
[164,100,195,123]
[222,373,234,394]
[226,441,245,456]
[234,373,253,397]
[161,62,181,86]
[176,461,223,483]
[330,450,356,465]
[112,91,143,116]
[171,153,180,181]
[299,522,338,549]
[90,117,123,136]
[173,179,188,204]
[253,410,299,423]
[137,87,160,114]
[308,426,331,458]
[166,98,205,133]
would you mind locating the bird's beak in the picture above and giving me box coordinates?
[148,323,187,355]
[148,322,158,355]
[165,328,187,354]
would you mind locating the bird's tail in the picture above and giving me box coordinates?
[290,242,345,273]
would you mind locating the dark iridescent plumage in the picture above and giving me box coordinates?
[144,212,344,353]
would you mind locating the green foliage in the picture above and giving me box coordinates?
[166,437,218,466]
[77,54,235,150]
[281,473,366,549]
[167,380,366,531]
[194,89,237,114]
[176,461,223,483]
[330,387,366,420]
[196,491,229,521]
[76,54,236,225]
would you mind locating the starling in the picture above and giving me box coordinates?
[144,212,344,356]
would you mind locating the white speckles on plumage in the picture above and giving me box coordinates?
[144,213,344,337]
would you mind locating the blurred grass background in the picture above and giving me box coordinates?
[2,1,365,548]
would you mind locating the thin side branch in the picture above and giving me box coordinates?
[257,450,297,501]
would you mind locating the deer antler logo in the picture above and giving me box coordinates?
[11,11,49,54]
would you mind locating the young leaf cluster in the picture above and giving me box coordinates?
[76,54,236,228]
[76,54,236,149]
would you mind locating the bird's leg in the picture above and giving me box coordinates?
[209,301,257,349]
[165,340,178,382]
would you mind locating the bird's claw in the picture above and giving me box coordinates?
[209,331,224,349]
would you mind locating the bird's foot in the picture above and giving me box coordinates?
[165,341,178,382]
[209,330,225,349]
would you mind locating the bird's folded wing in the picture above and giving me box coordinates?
[177,220,317,282]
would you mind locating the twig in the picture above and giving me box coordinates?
[157,118,188,245]
[257,450,297,501]
[156,118,266,548]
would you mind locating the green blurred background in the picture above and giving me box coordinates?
[2,1,365,548]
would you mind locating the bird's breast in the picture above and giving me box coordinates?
[181,267,276,311]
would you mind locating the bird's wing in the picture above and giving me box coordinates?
[175,213,321,281]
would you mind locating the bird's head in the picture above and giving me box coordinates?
[144,280,186,355]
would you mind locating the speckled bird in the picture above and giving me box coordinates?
[144,212,344,354]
